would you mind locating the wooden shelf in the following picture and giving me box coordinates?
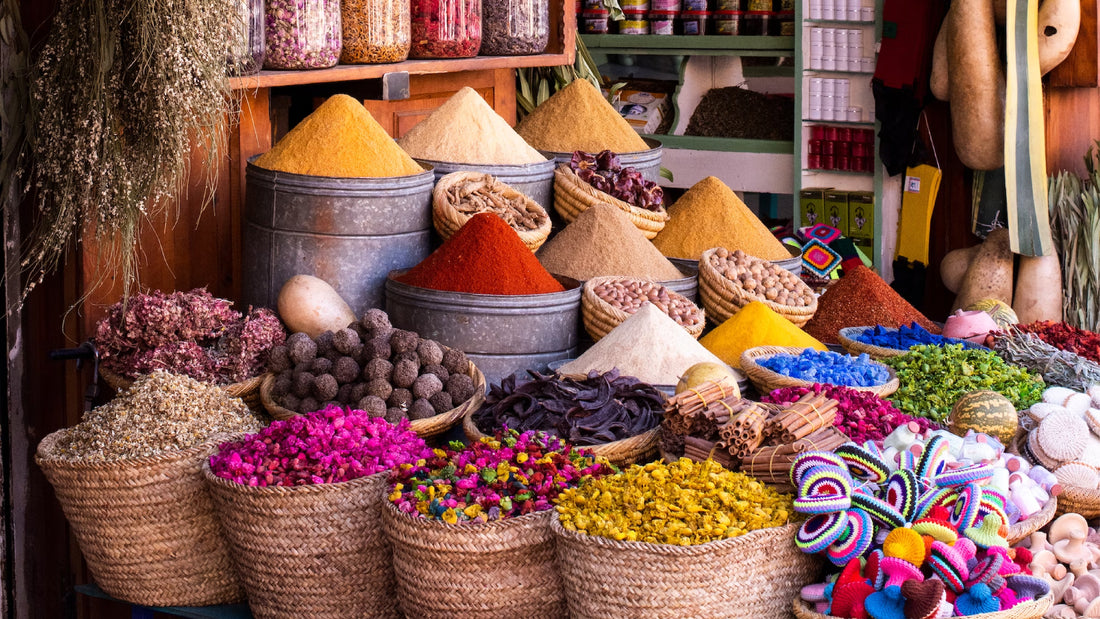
[645,133,793,154]
[802,119,874,126]
[230,52,573,89]
[804,19,875,25]
[579,34,794,56]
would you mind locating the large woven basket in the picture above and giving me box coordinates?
[203,462,399,619]
[739,345,900,397]
[553,516,820,618]
[432,171,552,252]
[100,366,264,410]
[581,276,705,342]
[383,503,566,618]
[260,360,487,438]
[1053,484,1100,518]
[553,164,669,239]
[463,408,660,466]
[793,595,1052,619]
[698,247,819,327]
[1007,496,1058,544]
[836,326,910,359]
[35,431,243,607]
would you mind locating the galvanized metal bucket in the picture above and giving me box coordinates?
[538,137,664,183]
[665,259,700,303]
[414,158,555,212]
[242,158,436,315]
[384,272,582,388]
[775,245,803,276]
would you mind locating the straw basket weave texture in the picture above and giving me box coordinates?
[203,463,399,619]
[432,171,552,251]
[1006,496,1057,544]
[35,431,243,606]
[793,595,1052,619]
[553,164,669,239]
[739,345,900,397]
[697,248,818,327]
[581,276,705,341]
[100,366,264,410]
[553,517,819,619]
[1053,484,1100,518]
[836,326,910,359]
[260,360,486,437]
[383,503,566,618]
[463,407,660,466]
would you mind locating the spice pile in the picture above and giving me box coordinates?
[559,303,733,386]
[516,80,650,154]
[266,308,478,418]
[652,176,791,261]
[883,344,1045,423]
[51,371,264,461]
[398,87,546,165]
[390,430,613,523]
[701,302,826,369]
[536,204,684,281]
[804,265,940,345]
[763,385,937,444]
[708,248,815,307]
[569,150,663,211]
[397,213,565,295]
[588,278,704,333]
[757,349,892,388]
[472,369,664,445]
[94,288,284,384]
[436,172,548,232]
[556,458,793,545]
[254,94,424,177]
[1016,320,1100,363]
[855,323,980,351]
[209,405,432,486]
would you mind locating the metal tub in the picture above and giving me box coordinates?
[538,137,664,183]
[415,158,556,212]
[242,158,435,314]
[664,259,700,304]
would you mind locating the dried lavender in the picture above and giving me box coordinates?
[52,371,265,462]
[94,289,285,384]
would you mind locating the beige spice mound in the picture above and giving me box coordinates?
[398,87,546,165]
[516,80,649,154]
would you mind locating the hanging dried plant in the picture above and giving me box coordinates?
[8,0,240,305]
[1049,143,1100,331]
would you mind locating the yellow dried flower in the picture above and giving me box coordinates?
[555,458,793,546]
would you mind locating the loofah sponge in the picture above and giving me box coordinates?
[1037,410,1089,462]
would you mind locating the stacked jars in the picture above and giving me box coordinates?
[264,0,342,69]
[411,0,482,58]
[482,0,549,55]
[341,0,410,63]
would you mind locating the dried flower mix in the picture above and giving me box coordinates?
[389,430,613,523]
[94,288,284,384]
[472,369,664,445]
[210,405,432,487]
[762,385,938,445]
[340,0,409,64]
[51,371,264,462]
[569,150,664,212]
[480,0,549,55]
[516,80,650,154]
[264,0,341,69]
[556,458,793,545]
[410,0,482,58]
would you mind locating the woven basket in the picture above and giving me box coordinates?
[698,247,819,327]
[260,360,487,437]
[581,276,705,342]
[383,503,566,618]
[553,516,820,618]
[100,366,264,410]
[553,164,669,240]
[203,463,399,619]
[463,408,660,466]
[793,595,1052,619]
[432,171,552,252]
[1006,496,1058,544]
[1054,484,1100,518]
[836,326,910,359]
[35,430,243,607]
[739,345,900,397]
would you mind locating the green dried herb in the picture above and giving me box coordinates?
[990,329,1100,392]
[1049,142,1100,331]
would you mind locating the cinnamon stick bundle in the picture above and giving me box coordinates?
[765,392,839,443]
[682,435,735,469]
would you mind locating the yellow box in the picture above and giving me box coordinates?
[799,188,828,229]
[824,191,850,236]
[847,191,875,240]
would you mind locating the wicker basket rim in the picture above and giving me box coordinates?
[1006,495,1057,544]
[554,164,670,220]
[698,247,818,316]
[792,594,1053,619]
[432,171,552,235]
[99,366,265,392]
[35,428,234,470]
[550,513,797,557]
[462,406,661,462]
[740,345,898,387]
[836,326,911,356]
[582,277,704,330]
[200,456,392,496]
[382,499,554,532]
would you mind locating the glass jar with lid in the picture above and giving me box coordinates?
[341,0,411,63]
[264,0,341,70]
[228,0,265,75]
[410,0,482,58]
[480,0,549,55]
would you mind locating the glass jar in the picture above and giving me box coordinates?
[651,0,681,10]
[619,9,648,33]
[341,0,410,63]
[680,10,709,34]
[229,0,265,75]
[742,10,765,35]
[410,0,482,58]
[581,9,610,32]
[681,0,707,11]
[481,0,549,56]
[713,10,741,34]
[264,0,341,69]
[648,10,676,34]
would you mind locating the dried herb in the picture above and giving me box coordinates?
[685,86,794,141]
[472,369,664,445]
[1049,143,1100,331]
[480,0,549,56]
[570,150,664,211]
[990,329,1100,391]
[10,0,237,304]
[1017,320,1100,363]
